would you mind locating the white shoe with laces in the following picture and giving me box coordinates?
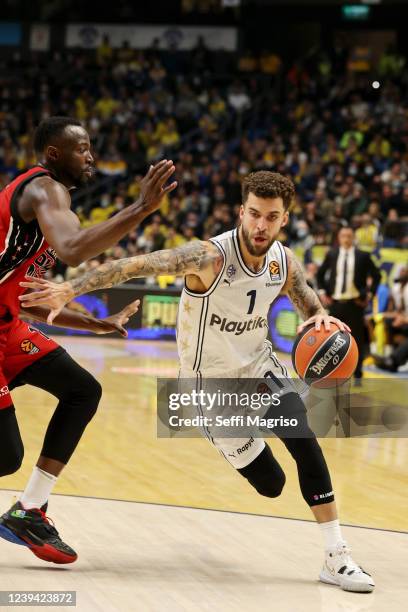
[319,541,375,593]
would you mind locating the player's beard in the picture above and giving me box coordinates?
[241,224,275,257]
[77,168,95,186]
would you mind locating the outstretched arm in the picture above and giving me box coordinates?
[70,240,222,295]
[19,240,223,324]
[20,300,140,337]
[282,248,350,333]
[27,161,177,266]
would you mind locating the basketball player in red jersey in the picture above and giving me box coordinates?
[0,116,176,564]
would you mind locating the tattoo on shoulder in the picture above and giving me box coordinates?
[71,241,223,296]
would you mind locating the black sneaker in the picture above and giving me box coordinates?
[0,501,77,564]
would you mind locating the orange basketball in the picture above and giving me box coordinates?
[292,323,358,386]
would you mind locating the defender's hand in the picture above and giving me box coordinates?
[297,314,351,334]
[96,299,140,337]
[18,277,74,324]
[138,160,177,217]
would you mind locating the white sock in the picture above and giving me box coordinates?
[319,519,344,549]
[19,467,57,510]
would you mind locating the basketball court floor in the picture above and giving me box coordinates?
[0,336,407,611]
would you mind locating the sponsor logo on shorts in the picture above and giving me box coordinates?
[0,384,10,398]
[310,335,346,375]
[20,339,40,355]
[236,437,255,455]
[209,313,267,335]
[268,260,281,283]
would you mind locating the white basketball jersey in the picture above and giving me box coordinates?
[177,228,288,375]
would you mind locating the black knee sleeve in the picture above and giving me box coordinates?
[270,393,334,507]
[0,406,24,476]
[12,350,102,464]
[283,437,334,506]
[238,444,286,498]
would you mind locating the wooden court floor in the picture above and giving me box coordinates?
[0,336,407,611]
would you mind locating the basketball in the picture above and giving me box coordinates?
[292,323,359,385]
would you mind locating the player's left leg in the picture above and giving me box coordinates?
[0,322,101,563]
[273,392,374,593]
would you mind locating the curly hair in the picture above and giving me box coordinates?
[242,171,295,210]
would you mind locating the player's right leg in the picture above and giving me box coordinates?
[0,322,101,564]
[0,354,79,563]
[272,392,374,593]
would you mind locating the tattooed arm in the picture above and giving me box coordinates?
[70,240,223,294]
[282,248,349,332]
[18,241,223,323]
[282,248,326,319]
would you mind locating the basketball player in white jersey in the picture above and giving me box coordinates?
[20,171,374,593]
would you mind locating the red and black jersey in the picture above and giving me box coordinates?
[0,166,57,322]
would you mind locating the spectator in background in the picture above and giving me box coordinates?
[164,227,186,249]
[138,214,167,252]
[355,213,380,251]
[228,82,251,114]
[382,209,401,247]
[375,267,408,371]
[95,87,119,120]
[96,34,113,66]
[317,226,381,383]
[0,37,407,298]
[259,50,281,76]
[367,133,391,159]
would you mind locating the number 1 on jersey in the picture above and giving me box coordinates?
[246,290,256,314]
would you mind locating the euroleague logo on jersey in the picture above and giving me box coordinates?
[0,384,9,398]
[20,339,40,355]
[268,260,281,283]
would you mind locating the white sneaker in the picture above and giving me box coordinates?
[319,541,375,593]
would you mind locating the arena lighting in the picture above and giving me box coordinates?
[342,5,371,20]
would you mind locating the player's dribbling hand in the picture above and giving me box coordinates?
[96,299,140,337]
[297,314,351,333]
[18,277,74,324]
[138,160,177,217]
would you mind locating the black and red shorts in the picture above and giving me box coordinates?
[0,318,60,409]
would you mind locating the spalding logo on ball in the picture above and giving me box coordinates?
[292,323,358,386]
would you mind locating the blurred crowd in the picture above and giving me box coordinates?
[0,36,407,365]
[0,38,407,265]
